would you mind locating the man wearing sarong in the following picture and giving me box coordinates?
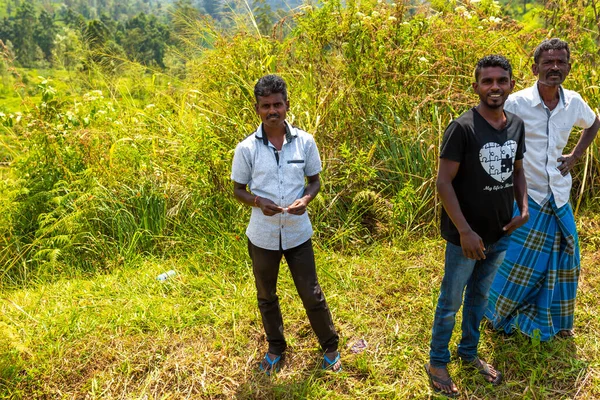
[486,38,600,341]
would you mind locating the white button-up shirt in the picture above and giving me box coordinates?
[504,83,597,208]
[231,122,322,251]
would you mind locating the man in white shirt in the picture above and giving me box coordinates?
[486,38,600,341]
[231,75,341,375]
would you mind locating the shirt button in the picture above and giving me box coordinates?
[280,181,283,184]
[281,196,284,199]
[281,225,284,228]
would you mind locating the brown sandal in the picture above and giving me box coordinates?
[424,363,459,398]
[460,357,502,385]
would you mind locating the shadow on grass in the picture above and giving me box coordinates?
[234,351,351,400]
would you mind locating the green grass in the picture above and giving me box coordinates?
[1,226,599,399]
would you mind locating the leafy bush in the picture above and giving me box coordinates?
[1,0,599,285]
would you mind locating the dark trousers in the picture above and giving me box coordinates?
[248,238,339,355]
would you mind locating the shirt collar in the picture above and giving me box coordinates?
[472,106,513,129]
[255,121,296,146]
[530,81,567,108]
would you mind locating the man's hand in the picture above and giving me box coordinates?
[557,153,578,176]
[286,197,309,215]
[256,197,284,216]
[558,117,600,177]
[503,213,529,235]
[460,230,486,260]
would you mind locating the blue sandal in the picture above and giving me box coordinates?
[322,352,342,372]
[259,353,282,376]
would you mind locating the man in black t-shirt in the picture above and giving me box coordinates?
[425,55,529,397]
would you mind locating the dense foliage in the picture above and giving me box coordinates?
[1,0,599,287]
[2,0,588,69]
[0,0,289,69]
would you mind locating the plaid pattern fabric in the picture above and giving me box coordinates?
[485,196,580,341]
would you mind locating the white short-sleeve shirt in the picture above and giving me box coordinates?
[231,121,322,251]
[504,83,597,208]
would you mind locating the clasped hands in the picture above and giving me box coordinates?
[256,197,309,216]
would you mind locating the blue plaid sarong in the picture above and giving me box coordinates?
[485,195,580,341]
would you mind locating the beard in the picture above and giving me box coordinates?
[484,96,505,109]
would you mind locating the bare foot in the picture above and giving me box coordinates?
[558,329,574,338]
[425,363,459,396]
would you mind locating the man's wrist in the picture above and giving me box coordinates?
[254,196,260,207]
[458,227,473,235]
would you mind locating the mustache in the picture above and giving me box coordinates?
[267,114,280,119]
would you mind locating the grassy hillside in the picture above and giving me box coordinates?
[2,233,600,398]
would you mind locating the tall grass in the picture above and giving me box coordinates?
[0,0,599,285]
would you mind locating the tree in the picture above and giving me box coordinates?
[202,0,221,19]
[253,0,274,36]
[100,12,119,36]
[121,13,171,68]
[172,0,201,34]
[12,2,37,67]
[80,19,113,70]
[52,26,83,70]
[0,18,14,47]
[34,10,58,62]
[84,19,110,49]
[63,8,87,31]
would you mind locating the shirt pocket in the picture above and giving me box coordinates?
[550,118,574,150]
[287,159,305,180]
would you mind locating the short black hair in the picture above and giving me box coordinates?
[474,54,513,81]
[533,38,570,64]
[254,74,288,102]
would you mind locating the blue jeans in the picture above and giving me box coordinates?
[429,235,510,367]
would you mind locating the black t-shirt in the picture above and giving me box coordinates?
[440,107,526,246]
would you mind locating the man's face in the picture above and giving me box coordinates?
[473,66,515,110]
[533,48,570,87]
[255,93,289,129]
